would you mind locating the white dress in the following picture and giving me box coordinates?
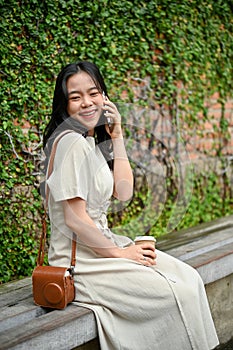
[47,132,219,350]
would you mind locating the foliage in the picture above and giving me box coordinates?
[151,171,233,235]
[0,187,42,282]
[0,0,232,282]
[108,170,233,238]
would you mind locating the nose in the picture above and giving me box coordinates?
[81,95,92,107]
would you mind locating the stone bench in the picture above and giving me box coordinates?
[1,215,233,349]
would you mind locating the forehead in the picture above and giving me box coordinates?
[67,71,97,92]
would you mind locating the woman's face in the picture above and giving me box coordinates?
[66,71,104,133]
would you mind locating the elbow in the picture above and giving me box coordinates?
[64,213,74,231]
[114,180,134,202]
[118,192,133,202]
[119,187,133,202]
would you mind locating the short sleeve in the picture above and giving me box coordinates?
[47,133,93,202]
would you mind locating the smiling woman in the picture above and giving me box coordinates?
[43,62,108,147]
[42,61,219,350]
[66,72,103,134]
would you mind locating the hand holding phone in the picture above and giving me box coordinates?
[102,92,113,132]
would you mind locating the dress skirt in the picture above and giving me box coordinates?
[73,248,219,350]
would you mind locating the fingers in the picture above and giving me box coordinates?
[141,255,156,266]
[139,244,157,266]
[140,243,155,250]
[103,101,122,136]
[120,244,157,266]
[102,98,120,119]
[142,249,156,260]
[103,105,120,121]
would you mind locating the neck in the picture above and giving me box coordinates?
[88,129,94,136]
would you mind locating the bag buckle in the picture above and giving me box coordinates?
[69,266,75,276]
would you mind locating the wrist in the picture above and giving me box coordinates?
[108,246,122,258]
[111,132,124,140]
[111,125,124,140]
[111,133,124,141]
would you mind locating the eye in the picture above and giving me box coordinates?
[90,91,99,97]
[69,95,80,101]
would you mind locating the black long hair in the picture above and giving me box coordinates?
[43,61,113,168]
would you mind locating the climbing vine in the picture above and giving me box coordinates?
[0,0,232,282]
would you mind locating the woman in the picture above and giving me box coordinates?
[43,61,219,350]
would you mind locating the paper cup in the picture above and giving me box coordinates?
[134,236,156,248]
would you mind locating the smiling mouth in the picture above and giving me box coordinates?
[80,110,97,118]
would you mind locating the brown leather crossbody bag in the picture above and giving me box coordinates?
[32,131,76,309]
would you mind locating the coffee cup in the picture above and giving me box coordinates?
[134,236,156,248]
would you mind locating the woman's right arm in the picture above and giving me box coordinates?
[62,197,156,266]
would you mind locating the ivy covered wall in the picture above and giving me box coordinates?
[0,0,232,282]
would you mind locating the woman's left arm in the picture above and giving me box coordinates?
[111,136,133,201]
[103,97,133,201]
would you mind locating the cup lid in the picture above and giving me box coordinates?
[134,236,156,242]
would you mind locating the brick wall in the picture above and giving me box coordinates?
[122,79,233,173]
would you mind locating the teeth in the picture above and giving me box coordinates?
[81,110,95,116]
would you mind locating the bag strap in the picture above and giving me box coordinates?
[37,130,76,269]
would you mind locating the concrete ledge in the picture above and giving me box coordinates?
[0,304,97,350]
[157,215,233,284]
[205,274,233,346]
[0,278,98,350]
[1,215,233,349]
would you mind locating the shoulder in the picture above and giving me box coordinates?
[55,133,95,161]
[57,132,87,152]
[58,132,83,146]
